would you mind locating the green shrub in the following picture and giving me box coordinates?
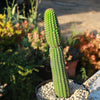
[0,47,42,100]
[0,0,49,99]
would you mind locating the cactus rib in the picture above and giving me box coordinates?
[44,8,60,48]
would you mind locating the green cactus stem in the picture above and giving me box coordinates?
[44,8,70,98]
[44,8,60,48]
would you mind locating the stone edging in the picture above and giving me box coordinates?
[83,70,100,92]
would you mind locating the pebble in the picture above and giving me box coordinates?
[36,79,89,100]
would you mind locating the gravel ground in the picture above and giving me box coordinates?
[36,79,89,100]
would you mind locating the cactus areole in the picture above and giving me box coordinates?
[44,8,70,98]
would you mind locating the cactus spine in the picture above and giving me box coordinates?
[44,8,70,98]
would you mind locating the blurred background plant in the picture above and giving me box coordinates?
[63,46,81,62]
[0,48,42,100]
[63,25,81,63]
[63,27,99,81]
[71,30,99,80]
[0,14,22,50]
[63,35,81,77]
[0,0,50,100]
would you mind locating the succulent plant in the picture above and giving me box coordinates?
[44,8,70,98]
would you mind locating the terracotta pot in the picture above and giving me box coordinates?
[65,60,78,77]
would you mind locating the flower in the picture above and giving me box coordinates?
[98,51,100,57]
[95,61,100,69]
[90,55,96,61]
[67,55,73,61]
[96,34,100,39]
[15,23,20,28]
[27,30,48,53]
[0,14,6,20]
[63,46,69,55]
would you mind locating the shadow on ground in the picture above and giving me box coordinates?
[38,0,100,19]
[38,0,100,37]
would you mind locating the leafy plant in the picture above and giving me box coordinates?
[0,47,42,100]
[71,30,99,77]
[74,30,100,70]
[80,67,88,81]
[67,25,79,47]
[0,28,49,99]
[63,46,81,62]
[0,0,40,50]
[0,14,22,50]
[5,0,39,30]
[5,0,27,24]
[0,0,49,99]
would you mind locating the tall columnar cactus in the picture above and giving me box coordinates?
[44,8,70,98]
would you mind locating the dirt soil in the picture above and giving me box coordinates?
[38,0,100,37]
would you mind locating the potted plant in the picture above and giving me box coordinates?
[35,8,89,100]
[63,46,81,77]
[62,28,82,77]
